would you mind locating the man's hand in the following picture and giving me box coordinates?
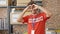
[17,5,32,22]
[23,5,32,12]
[31,4,52,17]
[32,4,38,10]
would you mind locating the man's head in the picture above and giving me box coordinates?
[28,2,41,14]
[28,1,36,6]
[31,4,41,14]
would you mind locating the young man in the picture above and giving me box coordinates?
[17,4,51,34]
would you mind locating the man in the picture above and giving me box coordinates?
[17,4,51,34]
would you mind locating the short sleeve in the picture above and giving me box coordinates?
[23,15,29,23]
[42,12,50,20]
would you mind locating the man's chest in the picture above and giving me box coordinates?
[28,15,44,23]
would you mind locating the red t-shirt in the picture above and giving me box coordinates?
[23,12,50,34]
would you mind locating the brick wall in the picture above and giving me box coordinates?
[17,0,30,6]
[13,24,28,34]
[0,8,7,18]
[42,0,60,29]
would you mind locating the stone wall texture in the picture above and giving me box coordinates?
[0,8,7,18]
[42,0,60,29]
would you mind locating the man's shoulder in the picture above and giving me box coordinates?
[23,14,32,17]
[39,12,45,15]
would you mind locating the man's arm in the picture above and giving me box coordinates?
[32,4,51,17]
[38,6,52,17]
[17,5,31,22]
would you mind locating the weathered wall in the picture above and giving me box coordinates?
[42,0,60,29]
[0,8,7,18]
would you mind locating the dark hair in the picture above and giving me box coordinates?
[27,1,36,6]
[37,8,41,12]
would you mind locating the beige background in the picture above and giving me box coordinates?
[43,0,60,29]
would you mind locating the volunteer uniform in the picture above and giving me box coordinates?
[23,12,50,34]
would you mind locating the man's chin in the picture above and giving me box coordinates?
[32,13,37,14]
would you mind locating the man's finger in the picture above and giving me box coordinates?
[28,5,31,7]
[27,5,32,9]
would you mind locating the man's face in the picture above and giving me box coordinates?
[32,8,38,14]
[31,5,39,14]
